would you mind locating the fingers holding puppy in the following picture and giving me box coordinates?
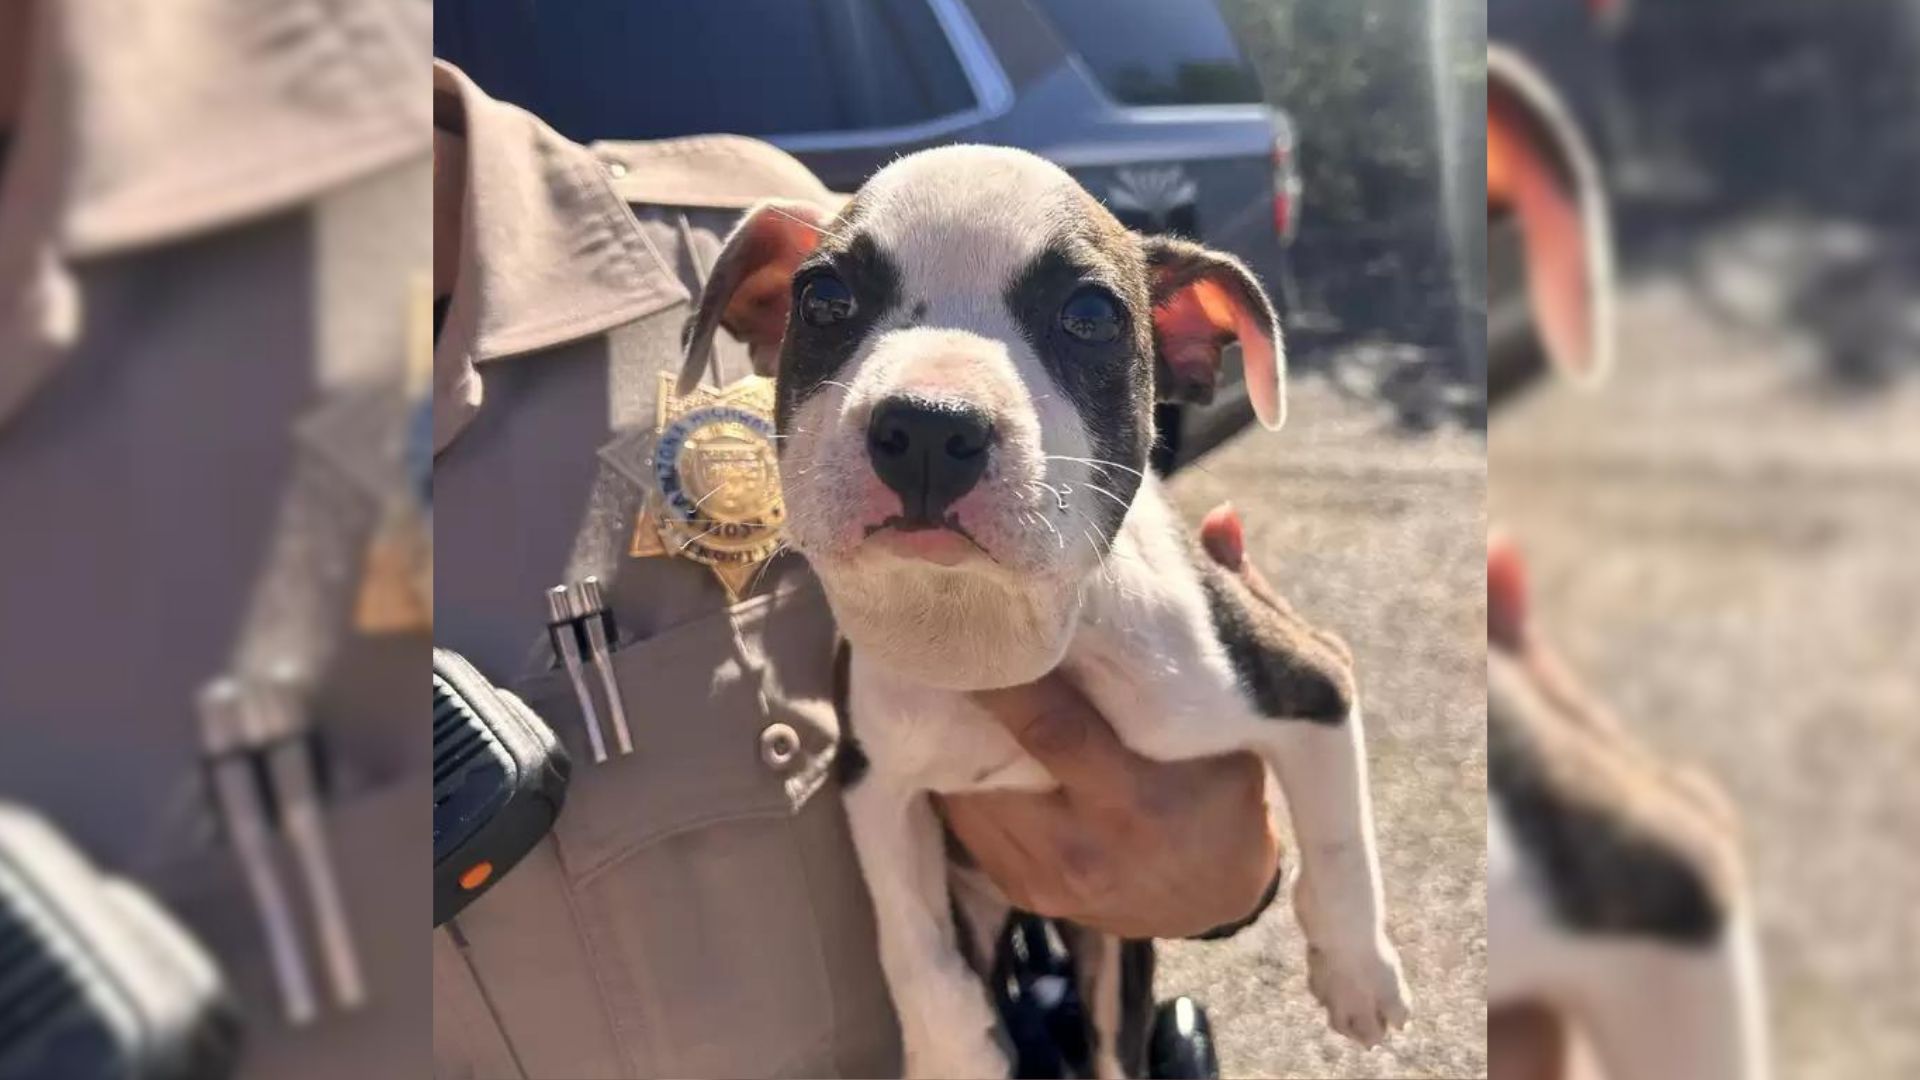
[944,674,1281,940]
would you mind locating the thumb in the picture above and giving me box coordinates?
[1200,502,1283,610]
[1199,502,1245,570]
[1488,530,1529,652]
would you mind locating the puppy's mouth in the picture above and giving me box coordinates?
[862,515,995,567]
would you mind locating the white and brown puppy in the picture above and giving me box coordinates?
[683,145,1410,1078]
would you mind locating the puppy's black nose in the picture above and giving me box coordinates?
[867,396,994,522]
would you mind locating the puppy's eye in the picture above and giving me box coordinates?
[799,273,857,327]
[1060,287,1122,343]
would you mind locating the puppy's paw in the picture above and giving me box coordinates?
[1306,936,1412,1048]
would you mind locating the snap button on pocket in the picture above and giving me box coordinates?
[760,723,801,770]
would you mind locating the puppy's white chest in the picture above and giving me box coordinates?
[846,602,1245,795]
[848,671,1046,793]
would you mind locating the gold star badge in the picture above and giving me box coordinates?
[602,372,788,602]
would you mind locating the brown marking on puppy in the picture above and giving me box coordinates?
[1187,531,1356,725]
[1489,540,1739,837]
[1490,646,1744,943]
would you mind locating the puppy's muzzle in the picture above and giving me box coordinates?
[866,396,995,524]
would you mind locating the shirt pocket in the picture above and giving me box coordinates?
[515,579,846,1077]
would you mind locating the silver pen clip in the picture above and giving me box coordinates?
[198,678,319,1025]
[259,668,366,1012]
[546,577,634,760]
[197,673,366,1024]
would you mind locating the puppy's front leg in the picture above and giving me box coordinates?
[843,777,1010,1079]
[1262,708,1412,1046]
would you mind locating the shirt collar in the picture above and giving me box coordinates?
[55,0,429,258]
[432,61,688,367]
[429,60,689,452]
[1,0,430,427]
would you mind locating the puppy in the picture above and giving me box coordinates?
[683,146,1410,1078]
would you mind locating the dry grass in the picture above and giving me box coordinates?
[1157,381,1488,1079]
[1490,272,1920,1080]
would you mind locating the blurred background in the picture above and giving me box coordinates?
[1489,0,1920,1077]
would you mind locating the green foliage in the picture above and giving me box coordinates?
[1217,0,1482,357]
[1217,0,1440,229]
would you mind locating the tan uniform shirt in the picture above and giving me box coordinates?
[430,62,900,1079]
[0,2,430,1077]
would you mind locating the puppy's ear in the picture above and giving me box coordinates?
[683,199,832,390]
[1488,61,1613,389]
[1142,236,1286,431]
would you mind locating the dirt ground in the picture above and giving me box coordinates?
[1490,267,1920,1080]
[1155,381,1488,1080]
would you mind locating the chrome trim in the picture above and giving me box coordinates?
[1041,136,1272,170]
[1109,103,1276,126]
[1039,103,1278,169]
[770,0,1014,153]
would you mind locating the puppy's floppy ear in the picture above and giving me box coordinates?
[1142,236,1286,431]
[1488,58,1613,389]
[683,199,832,391]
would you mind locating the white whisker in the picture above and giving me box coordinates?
[1034,509,1064,550]
[676,523,721,552]
[743,541,792,595]
[1061,501,1140,599]
[1025,479,1069,509]
[765,205,852,246]
[1080,481,1133,512]
[1082,527,1114,583]
[1045,454,1147,481]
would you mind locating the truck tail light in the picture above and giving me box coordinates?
[1272,146,1294,238]
[1270,115,1298,243]
[1588,0,1628,30]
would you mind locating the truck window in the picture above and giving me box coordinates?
[1028,0,1264,106]
[435,0,977,142]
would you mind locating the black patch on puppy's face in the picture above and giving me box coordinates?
[775,227,903,440]
[1002,226,1156,537]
